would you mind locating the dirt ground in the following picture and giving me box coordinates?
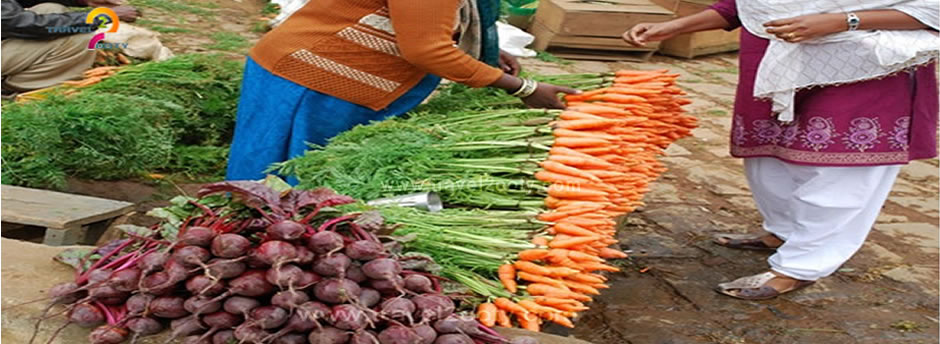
[2,0,938,343]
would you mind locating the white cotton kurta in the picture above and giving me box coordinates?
[744,157,901,281]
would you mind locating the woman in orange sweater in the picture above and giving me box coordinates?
[226,0,578,181]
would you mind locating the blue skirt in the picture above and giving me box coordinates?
[225,57,441,182]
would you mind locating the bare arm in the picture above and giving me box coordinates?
[623,9,730,46]
[765,10,933,43]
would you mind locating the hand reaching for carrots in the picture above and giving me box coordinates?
[521,82,580,109]
[622,22,682,46]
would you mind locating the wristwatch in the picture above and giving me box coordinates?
[846,12,860,31]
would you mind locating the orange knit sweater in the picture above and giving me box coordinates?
[250,0,504,110]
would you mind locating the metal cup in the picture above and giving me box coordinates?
[366,192,443,212]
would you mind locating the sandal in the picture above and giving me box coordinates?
[713,233,782,251]
[715,272,815,300]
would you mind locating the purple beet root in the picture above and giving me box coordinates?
[173,246,211,268]
[266,220,306,241]
[345,240,385,261]
[273,333,309,344]
[307,325,350,344]
[183,295,221,315]
[434,333,474,344]
[223,296,261,317]
[69,302,106,328]
[88,325,128,344]
[178,226,216,247]
[313,253,352,277]
[362,258,402,280]
[350,331,380,344]
[48,282,83,304]
[377,325,422,344]
[271,289,310,310]
[252,240,298,267]
[413,324,437,344]
[329,304,370,331]
[307,231,344,255]
[412,294,454,322]
[211,330,235,344]
[380,297,416,323]
[265,264,305,288]
[345,263,367,283]
[358,288,381,308]
[126,317,163,336]
[211,233,252,258]
[150,296,188,319]
[229,270,275,297]
[185,275,226,296]
[204,258,246,280]
[109,268,142,292]
[314,278,361,304]
[250,305,289,329]
[403,274,434,294]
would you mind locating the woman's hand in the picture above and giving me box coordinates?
[499,50,521,76]
[623,21,682,46]
[764,13,846,43]
[521,83,579,109]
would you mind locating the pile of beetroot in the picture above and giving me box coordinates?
[36,181,537,344]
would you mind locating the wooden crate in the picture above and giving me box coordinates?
[649,0,740,58]
[529,20,659,61]
[532,0,675,38]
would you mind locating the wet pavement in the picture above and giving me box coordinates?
[523,54,940,344]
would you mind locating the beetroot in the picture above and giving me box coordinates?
[139,252,169,273]
[183,295,221,315]
[164,259,193,284]
[346,263,368,283]
[362,258,402,281]
[330,304,370,331]
[204,258,246,280]
[233,323,267,343]
[345,240,384,261]
[186,275,226,296]
[173,246,211,268]
[69,303,106,328]
[267,220,306,241]
[253,240,298,267]
[297,271,323,289]
[358,288,381,308]
[182,335,211,344]
[271,290,310,309]
[250,305,290,329]
[211,234,252,258]
[412,294,454,322]
[48,282,83,304]
[377,325,422,344]
[88,285,126,302]
[88,325,128,344]
[150,296,188,318]
[267,310,320,340]
[202,311,242,329]
[350,331,380,344]
[370,276,404,295]
[313,253,352,277]
[229,270,275,297]
[380,297,416,323]
[294,246,316,265]
[211,330,235,344]
[308,325,350,344]
[109,268,142,292]
[434,333,473,344]
[140,272,174,295]
[404,274,434,294]
[223,296,261,317]
[273,333,309,344]
[126,316,163,335]
[413,324,437,344]
[432,314,467,334]
[168,316,206,341]
[307,231,344,255]
[314,278,362,304]
[178,226,216,247]
[87,269,113,285]
[126,294,155,315]
[295,301,331,323]
[265,264,305,288]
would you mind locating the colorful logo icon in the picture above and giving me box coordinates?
[85,8,119,50]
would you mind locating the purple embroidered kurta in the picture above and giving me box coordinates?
[710,0,938,166]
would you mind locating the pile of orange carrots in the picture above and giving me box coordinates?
[14,66,121,103]
[476,69,697,331]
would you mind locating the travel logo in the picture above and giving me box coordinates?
[86,7,121,50]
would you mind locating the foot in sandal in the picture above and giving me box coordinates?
[713,233,784,251]
[715,271,814,300]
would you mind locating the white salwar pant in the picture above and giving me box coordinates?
[743,157,901,281]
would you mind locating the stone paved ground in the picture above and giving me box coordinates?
[523,54,940,344]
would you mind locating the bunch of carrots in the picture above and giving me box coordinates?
[14,66,122,103]
[476,69,697,331]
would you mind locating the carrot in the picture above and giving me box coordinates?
[526,284,592,302]
[568,104,633,117]
[549,236,600,249]
[539,161,602,182]
[537,208,598,222]
[496,264,518,293]
[477,303,497,327]
[547,154,615,169]
[545,266,581,278]
[535,170,590,187]
[589,93,646,104]
[615,68,668,76]
[559,111,606,121]
[493,297,529,316]
[518,299,560,316]
[566,273,605,285]
[578,261,621,272]
[555,216,614,229]
[566,249,603,262]
[553,136,612,148]
[514,261,553,276]
[598,247,629,259]
[553,119,624,130]
[517,312,541,332]
[518,249,550,261]
[533,296,581,306]
[552,223,599,237]
[547,312,576,328]
[531,236,550,246]
[496,309,512,328]
[517,271,568,289]
[544,302,589,312]
[561,280,601,295]
[547,184,608,200]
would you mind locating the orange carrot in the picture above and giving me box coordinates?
[547,154,615,169]
[553,137,612,148]
[547,184,608,200]
[566,273,605,284]
[498,264,517,293]
[561,280,601,295]
[552,223,599,237]
[477,303,497,327]
[553,128,620,141]
[559,111,606,121]
[526,284,593,302]
[553,119,624,130]
[549,236,600,249]
[517,312,541,332]
[578,261,621,272]
[535,170,591,187]
[517,271,568,289]
[493,297,529,316]
[514,261,553,276]
[545,266,581,278]
[598,247,629,259]
[539,161,602,182]
[531,236,550,246]
[518,249,550,261]
[547,312,576,328]
[566,249,603,262]
[496,309,512,328]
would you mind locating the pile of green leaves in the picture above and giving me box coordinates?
[1,54,242,189]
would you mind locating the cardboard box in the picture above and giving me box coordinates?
[532,0,675,38]
[648,0,740,58]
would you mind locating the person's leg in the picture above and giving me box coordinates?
[1,3,96,92]
[714,157,792,249]
[768,163,901,280]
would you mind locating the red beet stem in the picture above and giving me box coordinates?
[187,200,217,219]
[78,240,134,284]
[316,214,358,233]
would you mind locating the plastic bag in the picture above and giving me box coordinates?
[101,24,174,61]
[496,21,537,57]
